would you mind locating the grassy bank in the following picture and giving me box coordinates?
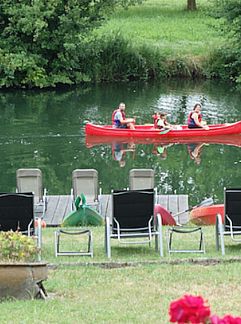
[98,0,223,58]
[0,226,241,323]
[84,0,225,82]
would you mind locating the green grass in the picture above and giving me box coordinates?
[41,226,241,263]
[0,226,240,323]
[97,0,223,58]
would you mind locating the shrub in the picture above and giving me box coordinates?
[0,231,38,262]
[206,47,241,81]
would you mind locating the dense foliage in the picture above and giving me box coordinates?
[0,0,142,88]
[207,0,241,85]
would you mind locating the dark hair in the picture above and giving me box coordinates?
[160,112,167,117]
[193,103,201,110]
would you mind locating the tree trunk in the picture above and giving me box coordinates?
[187,0,197,11]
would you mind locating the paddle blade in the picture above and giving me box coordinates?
[160,129,170,135]
[196,198,214,208]
[173,197,214,218]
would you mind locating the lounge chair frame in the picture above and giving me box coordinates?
[105,189,163,258]
[71,169,102,213]
[129,168,155,190]
[16,168,47,218]
[54,228,93,257]
[216,188,241,255]
[167,226,205,254]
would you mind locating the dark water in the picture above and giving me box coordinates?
[0,80,241,205]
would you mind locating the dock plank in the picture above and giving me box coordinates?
[168,195,179,215]
[44,195,60,224]
[158,195,168,209]
[51,195,71,226]
[178,194,189,224]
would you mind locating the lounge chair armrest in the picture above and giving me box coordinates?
[43,188,47,199]
[70,188,75,210]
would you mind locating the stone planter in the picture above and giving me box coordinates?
[0,262,48,300]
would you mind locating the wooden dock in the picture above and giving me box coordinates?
[42,194,189,226]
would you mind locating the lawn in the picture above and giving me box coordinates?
[0,226,240,323]
[97,0,223,58]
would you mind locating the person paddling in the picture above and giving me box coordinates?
[112,103,135,130]
[188,103,209,130]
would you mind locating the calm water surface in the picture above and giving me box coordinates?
[0,80,241,205]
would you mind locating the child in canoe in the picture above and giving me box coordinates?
[153,112,172,131]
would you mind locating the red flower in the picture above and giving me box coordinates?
[210,315,241,324]
[169,294,211,323]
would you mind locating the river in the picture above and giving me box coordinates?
[0,79,241,205]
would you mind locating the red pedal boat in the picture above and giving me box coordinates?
[85,121,241,138]
[190,204,224,225]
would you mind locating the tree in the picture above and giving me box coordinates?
[210,0,241,84]
[0,0,142,88]
[187,0,197,11]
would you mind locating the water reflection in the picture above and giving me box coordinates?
[112,142,136,168]
[86,135,241,150]
[87,138,241,168]
[187,143,205,165]
[152,144,172,160]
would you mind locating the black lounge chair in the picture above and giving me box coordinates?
[216,188,241,255]
[105,189,163,258]
[0,192,42,260]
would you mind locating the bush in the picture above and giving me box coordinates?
[79,33,206,82]
[206,47,241,81]
[0,231,38,262]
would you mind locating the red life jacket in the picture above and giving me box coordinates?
[153,114,168,129]
[112,109,126,125]
[187,111,202,127]
[152,114,159,128]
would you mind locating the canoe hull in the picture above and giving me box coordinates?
[190,204,224,225]
[85,121,241,138]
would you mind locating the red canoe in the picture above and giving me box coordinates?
[154,204,177,226]
[85,121,241,138]
[190,204,224,225]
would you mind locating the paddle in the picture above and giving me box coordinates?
[160,129,171,135]
[172,197,214,218]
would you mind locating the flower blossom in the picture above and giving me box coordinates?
[210,315,241,324]
[169,294,211,323]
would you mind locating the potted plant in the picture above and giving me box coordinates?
[0,231,48,300]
